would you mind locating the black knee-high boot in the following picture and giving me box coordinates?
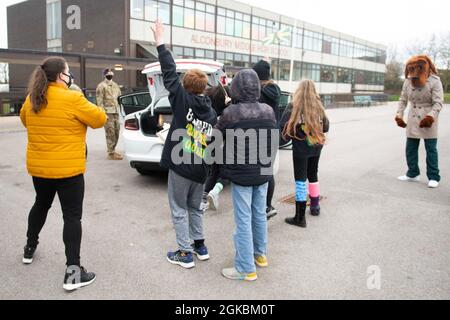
[285,201,307,228]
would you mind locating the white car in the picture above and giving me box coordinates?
[120,59,226,175]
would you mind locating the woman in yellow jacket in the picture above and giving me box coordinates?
[20,57,107,291]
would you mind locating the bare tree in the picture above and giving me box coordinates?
[384,46,404,94]
[438,32,450,70]
[405,32,450,69]
[405,38,427,57]
[386,44,400,64]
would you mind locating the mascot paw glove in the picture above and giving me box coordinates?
[419,116,434,128]
[395,117,407,128]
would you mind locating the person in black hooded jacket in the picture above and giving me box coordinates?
[152,21,217,269]
[216,69,277,281]
[253,60,282,220]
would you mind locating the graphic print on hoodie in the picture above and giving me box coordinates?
[157,44,217,184]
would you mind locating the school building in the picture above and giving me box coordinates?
[6,0,386,99]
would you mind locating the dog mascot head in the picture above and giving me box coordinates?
[405,55,438,88]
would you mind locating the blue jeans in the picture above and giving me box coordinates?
[231,183,269,274]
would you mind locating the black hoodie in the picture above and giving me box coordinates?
[216,69,277,187]
[259,82,281,122]
[157,44,217,184]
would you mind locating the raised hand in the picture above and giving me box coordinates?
[151,19,164,46]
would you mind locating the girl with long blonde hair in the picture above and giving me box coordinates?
[280,80,330,227]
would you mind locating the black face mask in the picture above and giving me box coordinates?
[60,72,73,88]
[105,75,113,81]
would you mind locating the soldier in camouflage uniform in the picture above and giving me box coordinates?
[96,69,123,160]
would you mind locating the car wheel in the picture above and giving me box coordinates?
[136,168,153,176]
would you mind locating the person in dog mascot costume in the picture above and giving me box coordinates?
[395,55,444,188]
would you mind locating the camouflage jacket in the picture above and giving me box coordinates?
[96,79,122,114]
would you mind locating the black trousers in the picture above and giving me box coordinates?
[266,177,275,207]
[26,174,84,266]
[293,155,320,182]
[205,164,230,193]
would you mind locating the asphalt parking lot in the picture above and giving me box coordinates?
[1,103,449,300]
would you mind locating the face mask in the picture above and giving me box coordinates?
[106,75,113,81]
[60,72,73,88]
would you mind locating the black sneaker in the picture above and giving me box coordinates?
[23,245,36,264]
[167,250,195,269]
[266,206,278,220]
[63,266,96,291]
[310,206,321,216]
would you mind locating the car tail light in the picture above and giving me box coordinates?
[124,118,139,131]
[158,114,173,127]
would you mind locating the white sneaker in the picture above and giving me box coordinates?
[398,175,420,182]
[428,180,439,188]
[200,199,209,211]
[207,190,220,211]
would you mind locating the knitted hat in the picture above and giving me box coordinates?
[252,60,271,81]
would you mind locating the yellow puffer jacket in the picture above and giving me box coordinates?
[20,82,107,179]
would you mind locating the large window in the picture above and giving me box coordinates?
[173,0,215,32]
[131,0,170,24]
[278,59,291,81]
[271,60,279,80]
[320,65,336,83]
[353,43,367,60]
[302,63,321,82]
[339,39,353,58]
[131,0,144,19]
[322,35,339,55]
[352,43,386,63]
[279,24,292,47]
[292,61,302,81]
[375,49,387,64]
[351,70,385,85]
[47,0,61,40]
[353,70,365,84]
[337,68,352,83]
[303,30,322,52]
[252,16,278,42]
[365,46,377,62]
[376,72,385,86]
[217,51,250,67]
[292,28,303,49]
[173,45,214,59]
[217,8,250,38]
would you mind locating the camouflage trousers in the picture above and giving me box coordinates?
[105,114,120,154]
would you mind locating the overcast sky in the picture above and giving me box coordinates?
[1,0,449,52]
